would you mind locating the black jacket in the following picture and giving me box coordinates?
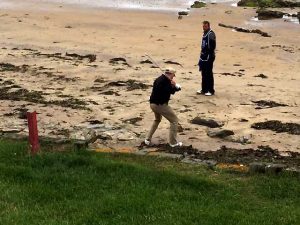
[200,29,216,62]
[149,75,179,105]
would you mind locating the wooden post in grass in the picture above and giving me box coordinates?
[27,111,40,155]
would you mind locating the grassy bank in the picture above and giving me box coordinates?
[0,139,299,225]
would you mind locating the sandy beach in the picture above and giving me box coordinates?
[0,0,299,153]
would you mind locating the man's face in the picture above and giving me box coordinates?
[203,23,210,32]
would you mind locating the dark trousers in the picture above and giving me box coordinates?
[201,59,215,94]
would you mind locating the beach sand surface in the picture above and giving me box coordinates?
[0,1,299,152]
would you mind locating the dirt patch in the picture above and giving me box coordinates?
[251,120,300,135]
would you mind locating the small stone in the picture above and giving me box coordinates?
[265,164,287,174]
[191,117,223,128]
[117,133,135,141]
[249,162,266,174]
[74,141,88,150]
[207,129,234,138]
[178,11,189,16]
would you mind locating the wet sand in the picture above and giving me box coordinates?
[0,1,299,153]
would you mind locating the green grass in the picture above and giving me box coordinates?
[0,139,299,225]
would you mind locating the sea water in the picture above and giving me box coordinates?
[0,0,234,11]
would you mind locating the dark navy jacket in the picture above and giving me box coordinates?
[199,29,216,63]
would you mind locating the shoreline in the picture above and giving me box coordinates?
[0,0,240,12]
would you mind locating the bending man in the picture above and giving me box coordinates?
[145,67,182,147]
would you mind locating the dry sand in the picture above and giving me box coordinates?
[0,2,299,153]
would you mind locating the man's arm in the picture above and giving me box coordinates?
[208,32,216,54]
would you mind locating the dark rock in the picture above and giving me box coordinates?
[256,9,285,20]
[207,129,235,138]
[254,73,268,79]
[88,120,103,125]
[237,0,258,7]
[191,117,223,128]
[122,117,143,125]
[218,23,271,37]
[140,59,153,64]
[109,57,130,67]
[178,11,189,16]
[191,1,206,8]
[74,141,88,150]
[252,100,288,109]
[265,164,287,174]
[164,60,183,67]
[251,120,300,135]
[249,162,266,173]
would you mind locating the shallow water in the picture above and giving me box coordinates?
[0,0,235,11]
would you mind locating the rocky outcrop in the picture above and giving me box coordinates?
[191,1,206,8]
[237,0,300,8]
[256,9,285,20]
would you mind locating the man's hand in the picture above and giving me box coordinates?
[171,79,176,86]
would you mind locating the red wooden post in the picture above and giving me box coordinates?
[27,111,40,155]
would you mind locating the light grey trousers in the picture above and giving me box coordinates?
[146,103,178,145]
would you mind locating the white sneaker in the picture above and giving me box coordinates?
[144,139,151,146]
[196,90,203,94]
[205,92,212,96]
[169,142,183,148]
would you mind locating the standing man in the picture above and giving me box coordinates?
[197,21,216,96]
[144,67,182,147]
